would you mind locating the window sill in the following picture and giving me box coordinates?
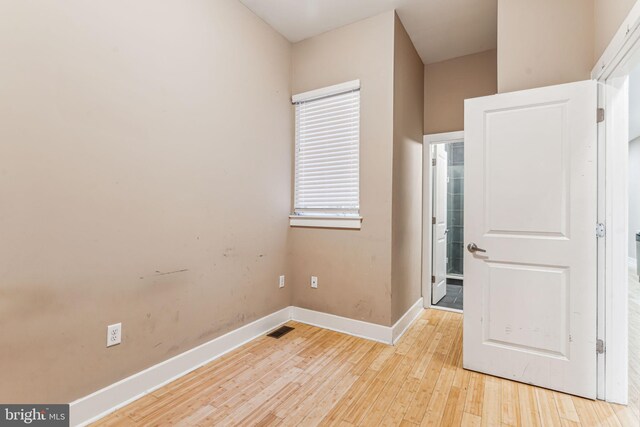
[289,215,362,230]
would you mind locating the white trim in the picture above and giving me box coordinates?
[591,1,640,402]
[292,299,423,345]
[70,302,424,426]
[600,74,630,405]
[292,307,391,343]
[424,131,464,145]
[70,306,292,426]
[422,142,433,308]
[429,305,463,314]
[292,79,360,103]
[592,1,640,80]
[596,81,607,401]
[289,215,362,229]
[291,298,424,345]
[422,131,464,309]
[391,298,425,344]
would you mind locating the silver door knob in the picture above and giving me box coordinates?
[467,243,487,254]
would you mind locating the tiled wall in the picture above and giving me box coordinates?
[446,142,464,276]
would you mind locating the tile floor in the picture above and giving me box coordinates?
[434,281,463,311]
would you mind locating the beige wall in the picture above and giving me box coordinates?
[391,15,424,323]
[0,0,292,403]
[497,0,594,93]
[290,12,396,326]
[595,0,638,61]
[424,50,497,134]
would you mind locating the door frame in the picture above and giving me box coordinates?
[591,0,640,404]
[422,131,464,312]
[431,144,449,306]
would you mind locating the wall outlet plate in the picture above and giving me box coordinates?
[311,276,318,288]
[279,275,285,288]
[107,323,122,347]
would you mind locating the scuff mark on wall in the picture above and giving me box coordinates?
[138,269,189,280]
[154,269,189,276]
[0,0,293,404]
[166,345,180,355]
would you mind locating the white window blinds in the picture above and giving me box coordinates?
[293,81,360,217]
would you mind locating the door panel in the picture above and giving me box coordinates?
[484,262,569,357]
[463,80,597,399]
[485,103,569,236]
[432,145,448,305]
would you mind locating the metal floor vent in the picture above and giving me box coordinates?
[267,325,294,339]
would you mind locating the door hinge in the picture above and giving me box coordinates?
[597,108,605,123]
[432,216,436,225]
[431,275,435,284]
[596,223,606,238]
[596,339,605,354]
[432,158,436,166]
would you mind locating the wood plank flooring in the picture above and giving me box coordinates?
[94,309,639,426]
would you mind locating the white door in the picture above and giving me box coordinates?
[463,80,598,398]
[432,144,448,305]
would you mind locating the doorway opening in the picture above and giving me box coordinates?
[428,133,464,312]
[593,3,640,403]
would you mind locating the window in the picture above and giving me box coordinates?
[290,80,361,229]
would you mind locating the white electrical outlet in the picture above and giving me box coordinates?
[107,323,122,347]
[279,275,285,288]
[311,276,318,288]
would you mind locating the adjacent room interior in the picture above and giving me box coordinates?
[3,1,640,426]
[430,138,465,311]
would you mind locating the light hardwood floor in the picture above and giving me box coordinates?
[630,268,640,419]
[95,309,639,426]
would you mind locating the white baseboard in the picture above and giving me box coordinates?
[70,301,424,426]
[70,306,292,426]
[291,306,392,344]
[391,298,424,344]
[292,298,423,346]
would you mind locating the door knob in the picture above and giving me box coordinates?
[467,243,487,254]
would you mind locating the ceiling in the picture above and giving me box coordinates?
[631,65,640,141]
[238,0,497,64]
